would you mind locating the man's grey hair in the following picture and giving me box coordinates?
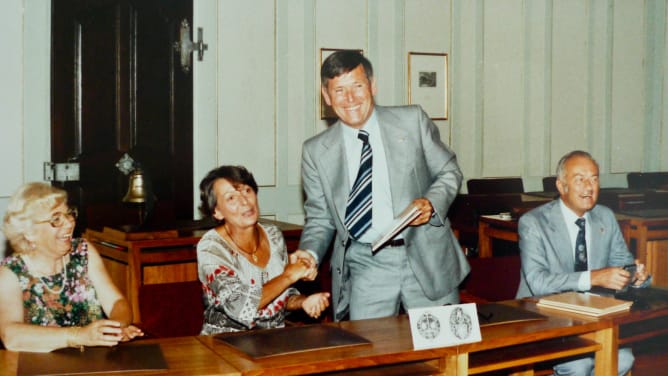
[556,150,598,181]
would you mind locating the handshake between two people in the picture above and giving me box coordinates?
[286,250,330,319]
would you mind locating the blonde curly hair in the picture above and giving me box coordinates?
[2,182,68,254]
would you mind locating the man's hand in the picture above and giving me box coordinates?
[290,250,318,281]
[408,198,434,226]
[631,259,650,287]
[591,266,634,290]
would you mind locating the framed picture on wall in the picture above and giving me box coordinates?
[319,48,364,120]
[408,52,448,120]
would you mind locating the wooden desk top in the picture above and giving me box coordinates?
[5,297,667,376]
[615,209,668,222]
[0,336,240,376]
[199,300,611,375]
[85,217,303,243]
[479,214,519,229]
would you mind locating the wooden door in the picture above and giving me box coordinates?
[51,0,193,232]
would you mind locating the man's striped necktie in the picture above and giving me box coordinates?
[345,130,373,239]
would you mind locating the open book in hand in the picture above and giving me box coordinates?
[371,204,420,253]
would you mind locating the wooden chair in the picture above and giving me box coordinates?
[459,255,521,303]
[467,177,524,194]
[138,281,204,338]
[627,172,668,190]
[542,176,557,192]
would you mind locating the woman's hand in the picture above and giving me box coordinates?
[283,260,312,283]
[301,292,330,318]
[76,320,128,347]
[289,250,318,281]
[120,324,144,342]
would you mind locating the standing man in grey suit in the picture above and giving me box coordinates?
[516,150,650,376]
[298,50,469,322]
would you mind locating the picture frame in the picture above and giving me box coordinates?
[408,52,448,120]
[319,48,364,120]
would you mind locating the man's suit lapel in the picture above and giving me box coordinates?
[587,207,608,268]
[317,122,351,226]
[545,201,576,270]
[376,107,412,216]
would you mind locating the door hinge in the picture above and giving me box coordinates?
[44,162,80,182]
[174,19,208,73]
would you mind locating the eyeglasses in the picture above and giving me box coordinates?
[35,207,78,228]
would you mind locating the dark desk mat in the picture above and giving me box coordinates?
[477,303,547,326]
[615,286,668,305]
[17,343,167,376]
[215,325,371,358]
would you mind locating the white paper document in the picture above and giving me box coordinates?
[408,303,482,350]
[371,204,420,253]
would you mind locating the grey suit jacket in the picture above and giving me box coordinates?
[299,105,470,320]
[515,199,634,298]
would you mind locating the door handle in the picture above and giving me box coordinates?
[174,19,208,73]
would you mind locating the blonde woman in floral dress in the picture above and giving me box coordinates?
[0,182,143,352]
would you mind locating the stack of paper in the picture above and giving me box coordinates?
[372,204,420,252]
[537,291,633,317]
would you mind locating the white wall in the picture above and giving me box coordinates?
[3,0,668,256]
[0,0,24,255]
[0,0,51,257]
[203,0,668,223]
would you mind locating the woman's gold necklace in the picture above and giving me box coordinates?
[223,225,260,262]
[23,254,68,295]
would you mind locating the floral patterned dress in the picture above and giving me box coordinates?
[197,222,299,334]
[1,239,104,327]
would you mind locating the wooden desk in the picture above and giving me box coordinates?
[199,300,615,376]
[477,215,519,258]
[616,209,668,265]
[0,336,241,376]
[84,227,201,323]
[84,218,304,323]
[20,296,668,375]
[614,287,668,346]
[6,293,668,375]
[449,193,550,251]
[477,208,668,264]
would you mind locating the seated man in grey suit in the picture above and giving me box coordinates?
[516,150,650,376]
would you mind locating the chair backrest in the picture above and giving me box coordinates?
[466,177,524,194]
[459,255,521,303]
[542,176,557,192]
[627,172,668,190]
[138,281,204,338]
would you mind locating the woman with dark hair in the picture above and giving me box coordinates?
[197,165,329,334]
[0,182,143,352]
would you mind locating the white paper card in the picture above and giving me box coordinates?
[408,303,482,350]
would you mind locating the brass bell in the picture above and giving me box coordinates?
[122,169,150,203]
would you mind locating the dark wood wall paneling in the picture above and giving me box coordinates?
[51,0,193,232]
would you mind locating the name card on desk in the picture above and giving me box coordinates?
[408,303,482,350]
